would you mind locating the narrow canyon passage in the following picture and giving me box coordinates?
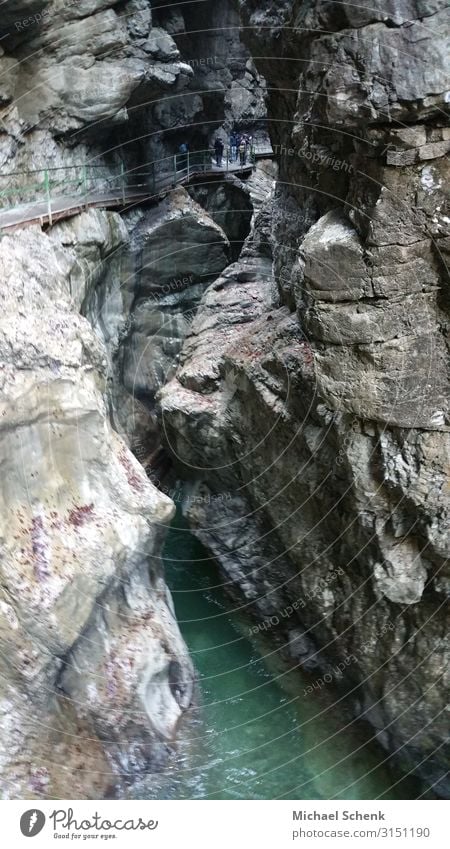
[127,512,421,801]
[0,0,448,805]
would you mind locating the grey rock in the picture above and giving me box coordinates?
[163,0,450,796]
[0,212,194,798]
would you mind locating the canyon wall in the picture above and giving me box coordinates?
[0,212,196,798]
[161,0,450,794]
[0,0,262,798]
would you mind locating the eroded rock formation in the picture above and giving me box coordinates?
[1,0,448,801]
[84,187,231,453]
[0,0,266,799]
[160,0,450,794]
[0,213,194,798]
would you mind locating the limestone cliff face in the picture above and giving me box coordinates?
[2,0,448,801]
[0,212,194,798]
[0,0,266,173]
[0,0,193,171]
[161,1,450,794]
[162,0,267,139]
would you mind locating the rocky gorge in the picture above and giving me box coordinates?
[0,0,269,798]
[0,0,448,800]
[161,0,450,796]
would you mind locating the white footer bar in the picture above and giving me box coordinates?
[1,800,447,848]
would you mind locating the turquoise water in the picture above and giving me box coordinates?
[154,513,419,800]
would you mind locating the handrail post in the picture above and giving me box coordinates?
[44,169,52,226]
[82,164,88,209]
[152,161,155,194]
[120,161,126,204]
[226,148,229,172]
[187,150,190,180]
[173,154,177,186]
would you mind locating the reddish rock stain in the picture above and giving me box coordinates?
[67,504,95,528]
[118,449,144,492]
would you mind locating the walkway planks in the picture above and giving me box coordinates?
[0,151,271,234]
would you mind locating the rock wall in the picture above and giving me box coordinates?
[0,0,267,798]
[160,0,450,794]
[4,0,447,803]
[84,187,231,455]
[153,0,267,149]
[0,0,266,176]
[0,212,194,798]
[0,0,184,180]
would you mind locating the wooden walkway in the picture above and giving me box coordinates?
[0,147,272,233]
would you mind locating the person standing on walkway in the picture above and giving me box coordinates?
[214,137,224,167]
[247,134,255,164]
[178,142,189,171]
[229,131,237,162]
[239,137,247,166]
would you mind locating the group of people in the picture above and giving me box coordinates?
[229,131,253,165]
[177,133,255,171]
[214,131,254,167]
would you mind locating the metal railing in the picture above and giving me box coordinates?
[0,143,272,228]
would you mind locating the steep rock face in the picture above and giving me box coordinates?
[80,188,231,457]
[0,212,194,798]
[154,0,267,146]
[0,0,268,802]
[187,179,253,262]
[161,0,450,794]
[0,0,265,452]
[118,190,230,402]
[0,0,193,176]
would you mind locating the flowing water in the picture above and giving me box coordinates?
[146,512,419,800]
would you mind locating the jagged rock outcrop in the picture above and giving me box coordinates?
[154,0,267,146]
[0,212,194,798]
[161,0,450,795]
[4,0,447,803]
[83,187,231,452]
[0,0,193,177]
[187,179,253,262]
